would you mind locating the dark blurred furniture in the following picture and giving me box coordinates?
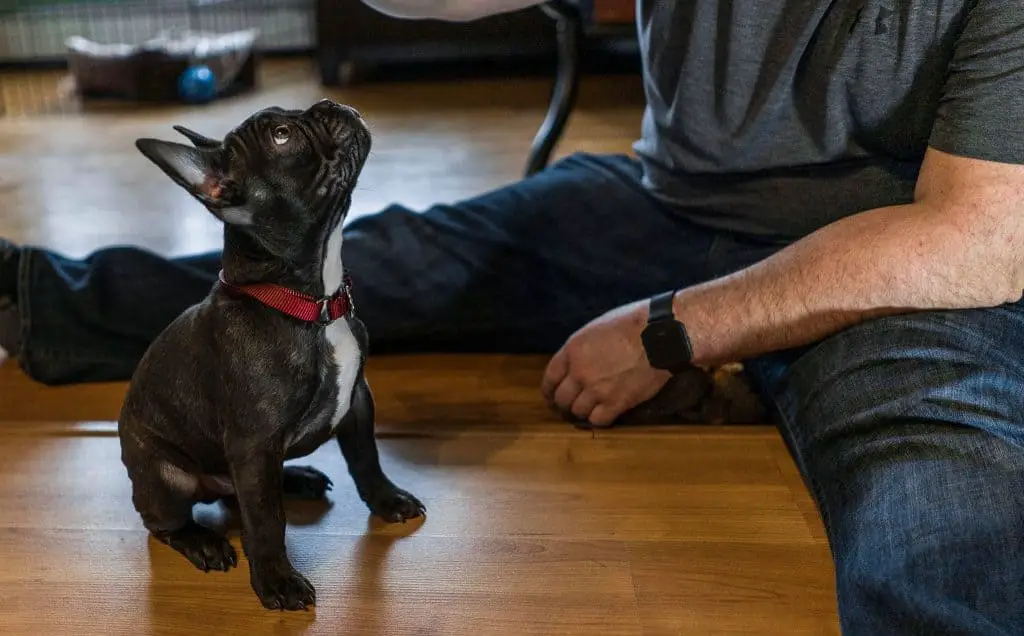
[524,0,635,176]
[315,0,637,175]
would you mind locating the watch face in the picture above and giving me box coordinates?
[642,321,691,369]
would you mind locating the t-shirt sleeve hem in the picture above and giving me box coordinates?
[928,120,1024,166]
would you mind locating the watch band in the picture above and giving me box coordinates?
[643,289,695,373]
[648,289,677,323]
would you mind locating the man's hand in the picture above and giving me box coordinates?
[541,299,671,427]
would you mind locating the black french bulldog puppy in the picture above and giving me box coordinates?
[118,99,425,611]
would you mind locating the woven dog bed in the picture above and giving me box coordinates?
[65,28,259,102]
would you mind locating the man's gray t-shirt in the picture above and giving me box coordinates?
[633,0,1024,241]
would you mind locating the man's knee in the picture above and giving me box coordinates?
[768,308,1024,455]
[757,307,1024,633]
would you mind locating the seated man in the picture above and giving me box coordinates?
[2,0,1023,632]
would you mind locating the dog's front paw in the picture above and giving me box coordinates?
[250,559,316,611]
[282,465,333,500]
[366,485,426,523]
[161,521,238,572]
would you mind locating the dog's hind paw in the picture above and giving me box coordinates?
[251,559,316,611]
[367,486,426,523]
[160,521,238,572]
[283,465,333,500]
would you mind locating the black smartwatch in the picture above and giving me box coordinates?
[640,290,694,374]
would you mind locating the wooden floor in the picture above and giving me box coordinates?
[0,59,839,635]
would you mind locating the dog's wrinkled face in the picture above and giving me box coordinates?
[136,99,370,259]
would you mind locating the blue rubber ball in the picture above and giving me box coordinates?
[178,65,217,103]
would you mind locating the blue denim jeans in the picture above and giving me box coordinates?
[10,152,1024,633]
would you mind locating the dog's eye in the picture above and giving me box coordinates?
[272,125,290,146]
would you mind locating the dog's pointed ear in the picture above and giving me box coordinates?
[172,125,221,150]
[135,138,210,192]
[135,137,253,226]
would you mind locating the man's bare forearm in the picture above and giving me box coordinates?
[360,0,544,21]
[672,199,1024,367]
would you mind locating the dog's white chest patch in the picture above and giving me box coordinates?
[322,222,359,431]
[325,318,360,431]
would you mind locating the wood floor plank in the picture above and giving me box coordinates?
[628,540,840,635]
[0,528,644,635]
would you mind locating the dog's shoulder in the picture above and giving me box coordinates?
[133,301,216,373]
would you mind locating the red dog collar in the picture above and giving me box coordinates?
[217,270,353,325]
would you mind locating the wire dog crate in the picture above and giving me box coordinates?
[0,0,314,115]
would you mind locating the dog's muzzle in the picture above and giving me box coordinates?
[308,99,363,127]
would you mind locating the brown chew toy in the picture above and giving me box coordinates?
[614,363,768,426]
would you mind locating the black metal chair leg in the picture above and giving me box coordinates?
[524,1,583,177]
